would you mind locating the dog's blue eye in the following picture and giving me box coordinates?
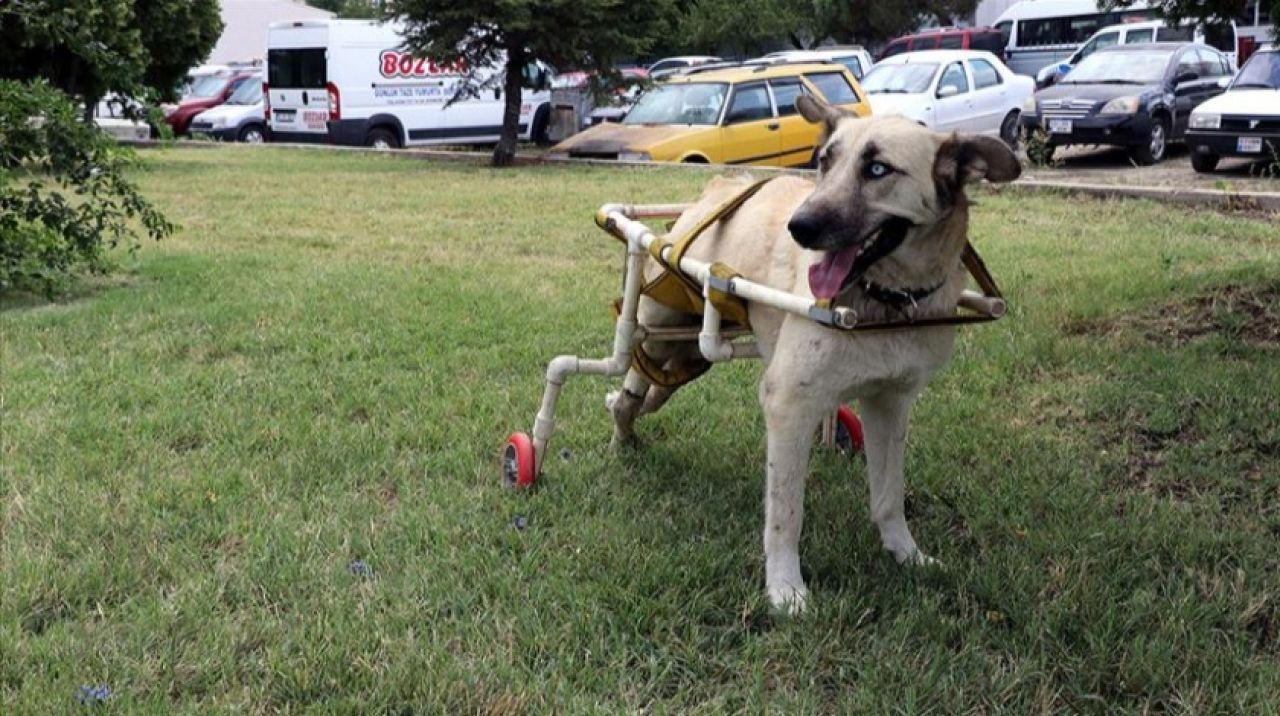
[866,161,891,179]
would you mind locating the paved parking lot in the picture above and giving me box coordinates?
[1022,144,1280,194]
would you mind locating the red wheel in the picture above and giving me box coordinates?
[501,432,537,488]
[835,406,864,455]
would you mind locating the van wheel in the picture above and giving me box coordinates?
[238,124,265,144]
[1191,150,1220,173]
[366,128,399,150]
[999,110,1020,149]
[531,105,551,146]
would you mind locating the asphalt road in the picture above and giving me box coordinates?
[1023,143,1280,193]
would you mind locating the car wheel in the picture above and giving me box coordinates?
[1131,115,1169,165]
[1190,150,1220,173]
[366,127,399,150]
[531,105,551,146]
[237,124,265,144]
[999,110,1021,149]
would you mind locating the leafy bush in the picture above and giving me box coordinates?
[0,79,172,297]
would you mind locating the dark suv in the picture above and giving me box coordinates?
[1021,42,1231,164]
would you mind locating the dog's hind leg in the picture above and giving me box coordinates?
[606,369,651,447]
[860,387,938,567]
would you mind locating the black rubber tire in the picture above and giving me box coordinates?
[366,127,399,150]
[1191,151,1220,173]
[530,104,551,146]
[682,155,709,164]
[1130,115,1169,165]
[999,110,1021,149]
[237,123,265,144]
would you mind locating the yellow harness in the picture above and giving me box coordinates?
[610,177,1004,388]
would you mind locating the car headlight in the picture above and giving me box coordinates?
[1189,113,1221,130]
[1022,96,1037,113]
[618,151,651,162]
[1099,96,1140,115]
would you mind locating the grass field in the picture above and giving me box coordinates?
[3,146,1279,713]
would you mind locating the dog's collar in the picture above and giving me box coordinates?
[859,279,943,310]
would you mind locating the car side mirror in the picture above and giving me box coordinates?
[1175,70,1199,85]
[937,84,960,98]
[1216,76,1231,89]
[725,109,755,125]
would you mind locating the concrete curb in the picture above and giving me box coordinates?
[128,139,1280,212]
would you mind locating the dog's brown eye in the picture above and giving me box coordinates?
[864,161,892,180]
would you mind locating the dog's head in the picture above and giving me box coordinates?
[789,95,1020,301]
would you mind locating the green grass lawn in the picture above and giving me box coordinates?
[3,147,1279,713]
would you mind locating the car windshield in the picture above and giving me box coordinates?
[623,82,727,125]
[226,79,262,105]
[860,63,938,94]
[1060,50,1172,84]
[1231,52,1280,89]
[186,75,227,99]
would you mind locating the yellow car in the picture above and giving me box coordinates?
[547,62,871,167]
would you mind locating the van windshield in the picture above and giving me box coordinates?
[623,83,727,125]
[268,48,327,89]
[861,63,938,94]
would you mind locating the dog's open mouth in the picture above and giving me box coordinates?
[808,217,912,301]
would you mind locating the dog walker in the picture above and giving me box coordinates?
[501,178,1008,487]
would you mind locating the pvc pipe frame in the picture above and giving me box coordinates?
[528,203,1002,474]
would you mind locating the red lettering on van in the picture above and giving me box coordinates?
[378,50,468,78]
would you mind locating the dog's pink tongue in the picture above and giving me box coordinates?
[808,245,861,300]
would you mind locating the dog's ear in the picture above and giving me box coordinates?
[796,95,853,135]
[933,134,1021,206]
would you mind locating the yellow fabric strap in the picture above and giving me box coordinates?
[630,343,711,389]
[663,177,774,277]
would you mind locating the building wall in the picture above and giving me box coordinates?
[208,0,335,65]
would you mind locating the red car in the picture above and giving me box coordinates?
[879,27,1006,61]
[163,71,259,136]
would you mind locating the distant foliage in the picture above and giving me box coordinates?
[680,0,981,55]
[0,80,173,297]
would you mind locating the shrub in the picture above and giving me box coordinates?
[0,79,172,297]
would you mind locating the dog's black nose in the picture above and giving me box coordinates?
[788,213,823,247]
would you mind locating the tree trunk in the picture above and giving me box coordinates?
[492,43,526,168]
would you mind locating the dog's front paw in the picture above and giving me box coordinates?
[899,549,942,568]
[767,582,809,616]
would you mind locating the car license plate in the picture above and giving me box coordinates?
[1237,136,1263,153]
[1048,118,1072,134]
[275,109,296,122]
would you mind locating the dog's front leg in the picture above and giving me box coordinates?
[860,388,936,566]
[760,374,825,615]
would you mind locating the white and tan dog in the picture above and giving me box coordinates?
[606,96,1021,613]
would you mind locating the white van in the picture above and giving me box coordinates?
[266,20,553,148]
[994,0,1157,76]
[1035,19,1240,86]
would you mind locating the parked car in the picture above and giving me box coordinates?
[1186,47,1280,172]
[751,46,874,79]
[1021,42,1232,164]
[1036,19,1239,88]
[551,68,649,128]
[861,49,1032,146]
[163,70,258,136]
[92,95,151,141]
[547,62,870,167]
[879,27,1007,61]
[648,56,722,80]
[189,76,266,142]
